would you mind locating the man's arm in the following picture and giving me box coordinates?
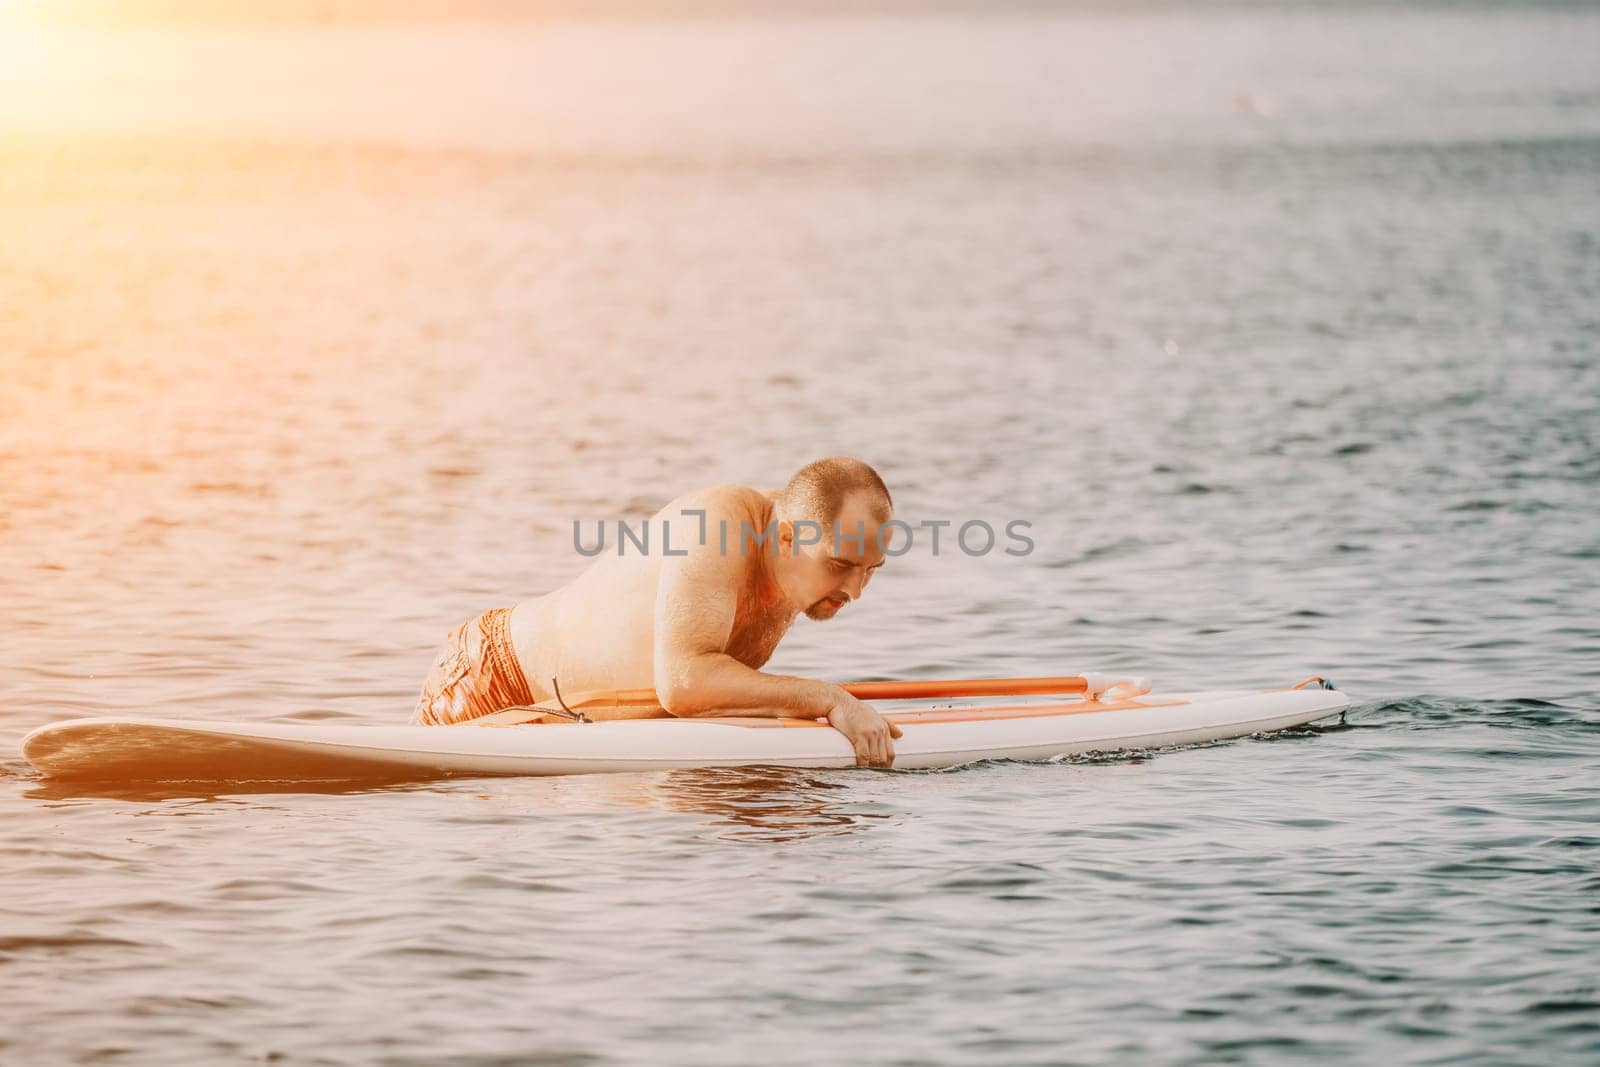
[651,531,831,719]
[651,515,901,766]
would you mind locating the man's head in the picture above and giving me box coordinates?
[770,457,893,620]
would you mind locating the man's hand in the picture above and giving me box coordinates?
[826,693,904,768]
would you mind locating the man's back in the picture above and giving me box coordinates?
[507,484,787,703]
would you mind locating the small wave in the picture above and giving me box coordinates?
[1353,696,1598,731]
[0,933,146,955]
[932,861,1050,892]
[188,480,272,497]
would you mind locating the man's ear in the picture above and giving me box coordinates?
[776,518,794,553]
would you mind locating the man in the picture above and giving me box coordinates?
[412,456,904,767]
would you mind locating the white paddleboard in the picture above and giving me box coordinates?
[20,684,1350,783]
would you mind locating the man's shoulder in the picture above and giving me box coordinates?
[658,483,774,521]
[650,485,779,564]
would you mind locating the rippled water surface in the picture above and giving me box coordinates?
[2,5,1598,1064]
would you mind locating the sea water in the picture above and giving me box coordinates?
[2,4,1597,1063]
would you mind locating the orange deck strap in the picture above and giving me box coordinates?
[478,675,1115,726]
[553,675,1094,709]
[840,676,1091,700]
[812,695,1180,727]
[560,687,662,709]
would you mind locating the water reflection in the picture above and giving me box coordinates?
[19,770,445,803]
[645,765,892,843]
[466,764,895,843]
[17,762,892,842]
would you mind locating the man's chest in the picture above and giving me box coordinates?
[724,600,793,670]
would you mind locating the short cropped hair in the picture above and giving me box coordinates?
[777,457,893,527]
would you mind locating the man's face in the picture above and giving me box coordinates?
[789,491,889,621]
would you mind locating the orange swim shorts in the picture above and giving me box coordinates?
[412,607,536,725]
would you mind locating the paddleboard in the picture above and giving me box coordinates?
[20,682,1349,783]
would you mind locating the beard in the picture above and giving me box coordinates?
[804,596,847,621]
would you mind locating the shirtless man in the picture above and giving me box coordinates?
[411,456,904,767]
